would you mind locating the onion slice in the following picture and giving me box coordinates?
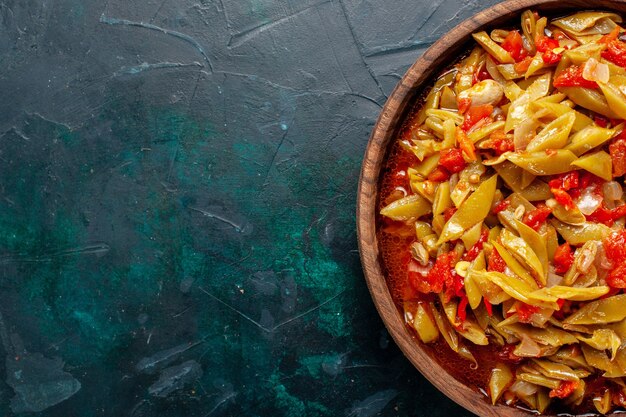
[576,187,603,215]
[582,57,610,84]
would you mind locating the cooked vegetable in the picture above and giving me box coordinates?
[379,8,626,415]
[380,194,432,221]
[437,175,497,244]
[506,150,578,176]
[408,303,440,343]
[571,150,612,181]
[489,363,514,404]
[564,295,626,325]
[525,113,575,152]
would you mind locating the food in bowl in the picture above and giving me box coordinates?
[378,9,626,415]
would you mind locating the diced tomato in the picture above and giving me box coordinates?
[535,35,559,52]
[453,270,465,297]
[428,167,451,182]
[514,56,533,73]
[556,298,565,310]
[501,30,528,62]
[480,130,515,155]
[542,50,562,64]
[612,204,626,221]
[492,199,510,214]
[463,229,489,261]
[553,243,574,274]
[587,203,615,226]
[551,188,575,210]
[443,207,457,222]
[488,248,507,273]
[457,97,472,114]
[603,230,626,265]
[594,115,610,128]
[447,268,467,307]
[602,39,626,67]
[549,171,579,191]
[457,294,469,322]
[577,171,605,192]
[610,136,626,177]
[535,34,557,48]
[474,67,492,83]
[439,148,466,174]
[516,302,539,323]
[461,104,493,131]
[457,129,477,161]
[549,380,579,399]
[554,65,599,89]
[522,204,552,231]
[535,35,562,64]
[425,252,456,295]
[497,344,524,364]
[549,172,581,204]
[607,262,626,288]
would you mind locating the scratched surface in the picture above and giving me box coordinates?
[0,0,501,416]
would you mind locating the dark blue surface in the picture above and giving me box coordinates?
[0,0,502,415]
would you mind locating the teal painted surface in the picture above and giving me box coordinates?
[0,0,503,415]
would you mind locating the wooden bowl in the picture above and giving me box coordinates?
[357,1,626,416]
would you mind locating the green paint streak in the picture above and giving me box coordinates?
[271,223,349,338]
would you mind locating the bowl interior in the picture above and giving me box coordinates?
[357,1,626,416]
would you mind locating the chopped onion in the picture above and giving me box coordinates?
[449,173,459,191]
[509,380,539,397]
[547,272,564,287]
[530,308,553,327]
[576,187,603,215]
[514,118,540,151]
[582,57,610,84]
[491,106,505,121]
[603,181,623,201]
[575,242,597,274]
[515,335,542,357]
[594,242,613,270]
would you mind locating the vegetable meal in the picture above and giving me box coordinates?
[378,9,626,415]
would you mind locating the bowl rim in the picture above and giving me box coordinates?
[357,0,626,416]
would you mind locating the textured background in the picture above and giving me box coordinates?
[0,0,501,415]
